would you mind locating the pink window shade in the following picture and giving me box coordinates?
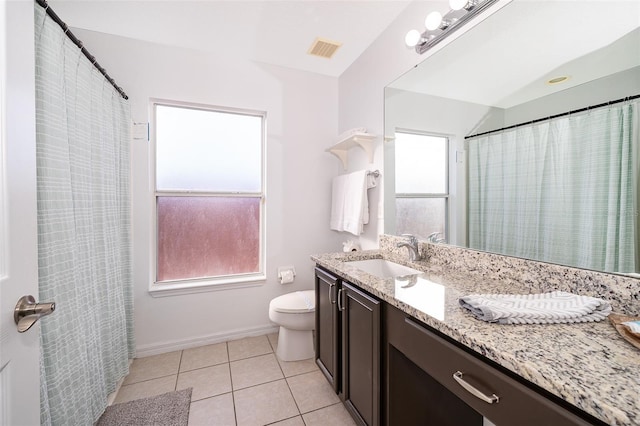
[157,196,260,282]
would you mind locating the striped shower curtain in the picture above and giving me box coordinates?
[34,3,134,425]
[468,101,639,273]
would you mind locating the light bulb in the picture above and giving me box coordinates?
[425,11,443,31]
[449,0,468,10]
[404,30,422,47]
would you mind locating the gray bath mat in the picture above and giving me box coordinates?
[97,388,192,426]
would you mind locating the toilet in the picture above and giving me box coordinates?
[268,290,315,361]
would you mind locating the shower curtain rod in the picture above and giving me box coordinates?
[465,93,640,140]
[35,0,128,100]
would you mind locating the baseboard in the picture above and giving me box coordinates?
[134,323,280,358]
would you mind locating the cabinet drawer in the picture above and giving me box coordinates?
[386,306,598,426]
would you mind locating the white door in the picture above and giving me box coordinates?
[0,1,41,425]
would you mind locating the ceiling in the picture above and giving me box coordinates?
[46,0,640,100]
[48,0,417,77]
[389,1,640,108]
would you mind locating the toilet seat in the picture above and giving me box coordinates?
[268,290,316,361]
[270,290,315,314]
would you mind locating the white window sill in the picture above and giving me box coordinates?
[149,274,266,297]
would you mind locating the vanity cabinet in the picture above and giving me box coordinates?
[341,282,381,426]
[315,265,605,426]
[315,267,341,392]
[314,267,381,426]
[385,304,600,426]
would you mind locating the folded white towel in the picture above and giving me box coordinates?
[459,291,612,324]
[330,171,370,236]
[342,170,368,236]
[330,174,349,232]
[338,127,367,142]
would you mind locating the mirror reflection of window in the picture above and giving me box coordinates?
[394,131,448,241]
[384,1,640,275]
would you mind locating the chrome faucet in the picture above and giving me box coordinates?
[427,231,446,244]
[427,231,440,242]
[397,234,422,261]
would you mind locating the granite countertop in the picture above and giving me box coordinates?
[311,249,640,426]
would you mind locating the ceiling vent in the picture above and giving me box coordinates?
[307,37,342,59]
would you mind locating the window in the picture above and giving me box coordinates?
[151,100,265,294]
[394,131,448,241]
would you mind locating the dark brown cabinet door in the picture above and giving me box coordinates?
[314,267,340,392]
[341,282,381,426]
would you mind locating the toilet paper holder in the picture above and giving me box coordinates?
[277,266,296,284]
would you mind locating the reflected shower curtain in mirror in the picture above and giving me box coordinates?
[35,4,134,425]
[468,101,639,273]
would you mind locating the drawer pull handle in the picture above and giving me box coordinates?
[453,371,499,404]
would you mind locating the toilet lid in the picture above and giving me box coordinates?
[271,290,315,313]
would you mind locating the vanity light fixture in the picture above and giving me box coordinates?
[450,0,480,11]
[405,0,498,54]
[425,11,446,31]
[404,30,422,48]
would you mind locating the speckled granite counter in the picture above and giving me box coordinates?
[311,240,640,426]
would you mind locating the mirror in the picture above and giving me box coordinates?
[384,1,640,275]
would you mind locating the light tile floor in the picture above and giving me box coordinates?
[115,333,357,426]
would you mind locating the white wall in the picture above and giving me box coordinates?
[337,2,425,249]
[73,29,345,356]
[504,66,640,126]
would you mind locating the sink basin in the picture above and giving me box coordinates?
[347,259,422,278]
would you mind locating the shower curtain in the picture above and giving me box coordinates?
[468,101,638,273]
[34,4,134,425]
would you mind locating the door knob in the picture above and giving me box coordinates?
[14,295,56,333]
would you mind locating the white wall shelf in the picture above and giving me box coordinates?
[326,132,376,170]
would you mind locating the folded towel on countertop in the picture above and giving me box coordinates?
[459,291,612,324]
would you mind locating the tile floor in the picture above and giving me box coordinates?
[115,333,357,426]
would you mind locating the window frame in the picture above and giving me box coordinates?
[394,129,450,241]
[148,98,267,297]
